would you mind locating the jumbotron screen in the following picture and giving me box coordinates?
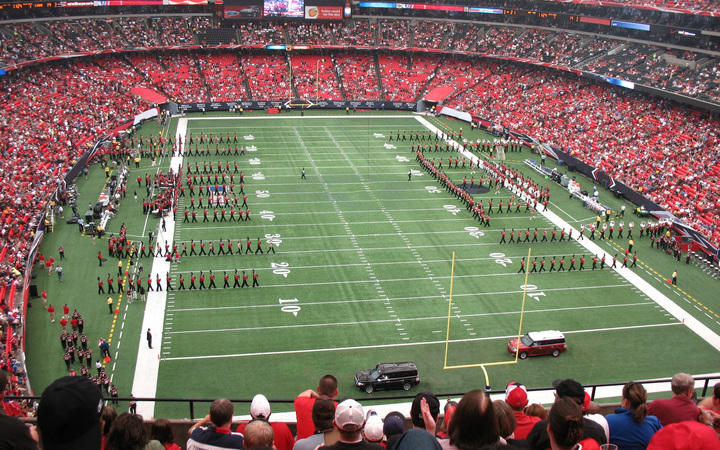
[225,0,344,19]
[264,0,304,17]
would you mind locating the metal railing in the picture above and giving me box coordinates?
[9,374,719,420]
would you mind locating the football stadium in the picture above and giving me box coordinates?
[2,0,720,448]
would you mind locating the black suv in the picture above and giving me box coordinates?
[354,362,420,394]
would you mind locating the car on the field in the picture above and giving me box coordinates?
[508,330,566,359]
[354,362,419,394]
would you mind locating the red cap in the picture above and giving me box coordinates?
[505,382,529,408]
[648,420,720,450]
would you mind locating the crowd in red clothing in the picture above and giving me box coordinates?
[542,0,720,13]
[335,54,381,100]
[290,55,343,102]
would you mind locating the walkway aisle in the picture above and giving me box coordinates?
[133,117,187,418]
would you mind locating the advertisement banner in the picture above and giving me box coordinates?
[167,0,208,4]
[224,0,262,17]
[305,5,342,19]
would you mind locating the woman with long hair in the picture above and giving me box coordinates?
[151,418,181,450]
[101,406,117,450]
[606,381,662,449]
[547,398,601,450]
[105,413,163,450]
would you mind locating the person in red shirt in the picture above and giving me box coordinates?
[237,394,294,450]
[241,271,249,288]
[47,304,56,322]
[294,375,339,440]
[648,373,704,426]
[505,382,540,440]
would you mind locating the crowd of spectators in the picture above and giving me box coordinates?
[446,22,479,52]
[378,55,437,102]
[550,0,720,14]
[236,21,285,46]
[378,19,411,47]
[197,53,248,102]
[242,54,292,101]
[334,20,375,46]
[2,17,719,106]
[114,18,157,49]
[285,22,335,46]
[412,20,447,50]
[150,17,196,46]
[335,54,381,100]
[290,55,343,102]
[8,370,720,449]
[443,60,720,243]
[1,18,720,243]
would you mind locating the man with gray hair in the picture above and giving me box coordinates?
[648,372,704,426]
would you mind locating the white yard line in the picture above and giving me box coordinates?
[163,322,683,361]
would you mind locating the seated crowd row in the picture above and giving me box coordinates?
[1,18,719,102]
[3,370,719,449]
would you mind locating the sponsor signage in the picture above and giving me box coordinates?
[305,5,342,19]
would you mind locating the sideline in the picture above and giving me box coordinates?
[131,117,186,418]
[414,115,720,353]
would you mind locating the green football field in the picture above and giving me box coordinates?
[26,111,720,419]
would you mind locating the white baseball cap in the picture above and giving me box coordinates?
[334,399,365,431]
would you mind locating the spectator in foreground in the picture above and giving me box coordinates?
[105,412,161,450]
[523,404,547,421]
[187,399,244,450]
[444,389,501,449]
[394,428,442,450]
[411,391,441,434]
[382,411,406,449]
[698,382,720,430]
[293,396,338,450]
[237,394,294,450]
[151,417,181,450]
[37,375,103,450]
[0,369,38,449]
[101,406,118,449]
[648,373,704,426]
[362,413,384,445]
[294,374,339,440]
[647,420,720,450]
[504,381,540,440]
[580,392,609,443]
[547,397,601,450]
[318,399,383,450]
[606,381,662,449]
[493,400,530,448]
[526,379,606,450]
[437,400,457,440]
[243,420,274,449]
